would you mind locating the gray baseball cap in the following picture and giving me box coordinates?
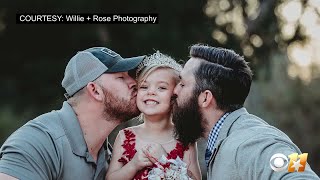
[62,47,145,98]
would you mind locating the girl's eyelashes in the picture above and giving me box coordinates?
[139,85,147,89]
[138,85,168,90]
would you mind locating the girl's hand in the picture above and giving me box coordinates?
[142,143,168,164]
[130,149,153,171]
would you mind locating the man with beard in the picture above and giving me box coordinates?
[0,47,145,180]
[172,44,319,179]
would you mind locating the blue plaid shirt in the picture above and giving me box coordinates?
[205,112,230,166]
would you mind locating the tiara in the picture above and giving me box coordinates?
[136,51,182,77]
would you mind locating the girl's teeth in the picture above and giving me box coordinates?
[146,101,158,105]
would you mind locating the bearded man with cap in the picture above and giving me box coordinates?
[0,47,145,180]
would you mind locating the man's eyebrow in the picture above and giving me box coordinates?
[178,75,182,80]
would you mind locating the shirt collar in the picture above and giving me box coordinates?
[213,107,249,149]
[57,101,88,157]
[206,112,230,153]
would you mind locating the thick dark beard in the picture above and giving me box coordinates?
[102,89,140,123]
[172,94,205,147]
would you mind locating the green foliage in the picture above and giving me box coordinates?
[0,108,27,144]
[0,0,214,112]
[204,0,313,80]
[246,55,320,175]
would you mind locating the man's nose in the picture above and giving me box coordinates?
[173,84,180,96]
[128,76,137,89]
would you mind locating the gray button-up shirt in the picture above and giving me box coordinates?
[0,101,111,180]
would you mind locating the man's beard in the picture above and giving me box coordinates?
[102,88,140,123]
[172,93,205,147]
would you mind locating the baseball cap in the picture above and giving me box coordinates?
[61,47,145,98]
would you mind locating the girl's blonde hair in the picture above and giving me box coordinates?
[136,51,182,122]
[136,51,182,86]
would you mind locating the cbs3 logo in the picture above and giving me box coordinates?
[269,153,308,172]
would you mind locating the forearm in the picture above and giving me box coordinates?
[183,143,202,180]
[187,169,201,180]
[106,161,139,180]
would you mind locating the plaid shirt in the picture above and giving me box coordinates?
[205,112,230,166]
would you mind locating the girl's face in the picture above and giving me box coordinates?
[137,68,177,117]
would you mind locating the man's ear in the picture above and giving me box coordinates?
[86,82,104,101]
[198,90,216,108]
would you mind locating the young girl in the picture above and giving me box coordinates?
[106,51,201,180]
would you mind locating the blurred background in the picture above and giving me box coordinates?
[0,0,319,179]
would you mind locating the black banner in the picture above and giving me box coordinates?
[16,13,159,24]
